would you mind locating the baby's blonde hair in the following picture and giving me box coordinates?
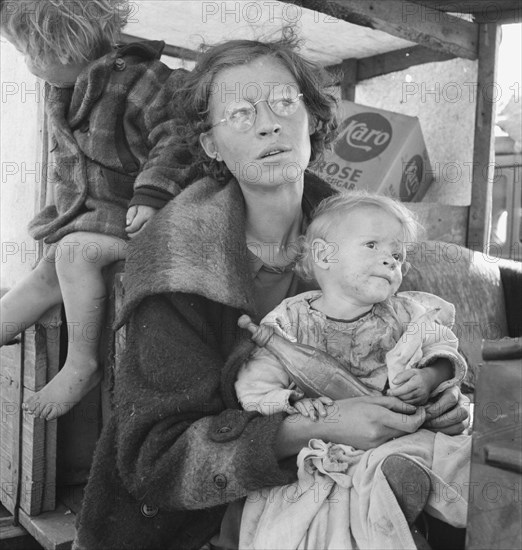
[296,190,422,282]
[0,0,129,68]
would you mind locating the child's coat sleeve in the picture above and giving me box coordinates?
[130,68,193,207]
[235,301,305,415]
[388,291,468,396]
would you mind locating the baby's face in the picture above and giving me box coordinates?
[321,206,406,307]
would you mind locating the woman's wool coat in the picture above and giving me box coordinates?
[73,173,335,550]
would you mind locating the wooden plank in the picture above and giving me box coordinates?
[467,359,522,550]
[0,320,59,517]
[23,326,49,392]
[290,0,479,59]
[338,58,357,100]
[411,0,520,10]
[43,320,61,513]
[120,33,198,60]
[356,45,455,80]
[411,0,522,23]
[0,515,27,540]
[112,272,126,421]
[0,341,23,515]
[467,23,501,249]
[473,8,522,25]
[18,503,75,550]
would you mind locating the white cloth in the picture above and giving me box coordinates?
[239,430,471,550]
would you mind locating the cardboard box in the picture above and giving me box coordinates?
[311,101,433,202]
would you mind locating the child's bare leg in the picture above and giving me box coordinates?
[1,246,62,345]
[23,233,127,420]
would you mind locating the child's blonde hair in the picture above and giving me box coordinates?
[296,190,421,282]
[0,0,129,68]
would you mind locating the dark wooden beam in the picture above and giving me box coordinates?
[338,59,357,100]
[328,45,455,82]
[120,33,198,61]
[358,45,456,80]
[331,45,455,82]
[412,1,522,24]
[287,0,479,59]
[473,9,522,24]
[467,23,501,250]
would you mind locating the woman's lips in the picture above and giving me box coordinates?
[258,145,291,159]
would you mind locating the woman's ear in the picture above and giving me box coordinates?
[311,238,330,270]
[199,132,221,160]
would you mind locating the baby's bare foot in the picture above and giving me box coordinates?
[23,360,101,421]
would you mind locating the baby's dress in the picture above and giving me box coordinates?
[236,290,471,550]
[236,290,467,414]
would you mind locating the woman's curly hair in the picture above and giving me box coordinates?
[0,0,129,68]
[175,27,340,183]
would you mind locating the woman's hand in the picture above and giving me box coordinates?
[423,385,470,434]
[275,396,426,459]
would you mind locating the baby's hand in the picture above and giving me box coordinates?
[125,205,157,237]
[293,396,334,421]
[386,369,432,405]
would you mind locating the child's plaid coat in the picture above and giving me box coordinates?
[29,41,197,243]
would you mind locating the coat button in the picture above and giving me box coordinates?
[140,503,158,517]
[213,474,227,489]
[114,58,126,71]
[217,426,231,434]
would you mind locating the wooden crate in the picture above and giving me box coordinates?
[0,313,61,517]
[466,344,522,550]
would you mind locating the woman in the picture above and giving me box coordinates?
[74,33,470,550]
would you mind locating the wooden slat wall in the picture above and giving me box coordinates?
[0,319,60,518]
[293,0,479,58]
[468,23,501,249]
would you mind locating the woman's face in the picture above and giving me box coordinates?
[200,55,313,190]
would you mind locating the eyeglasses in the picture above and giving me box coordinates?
[211,93,304,133]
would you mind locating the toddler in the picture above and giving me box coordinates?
[0,0,194,419]
[236,190,467,417]
[235,191,471,549]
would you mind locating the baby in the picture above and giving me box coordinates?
[0,0,194,419]
[236,191,467,419]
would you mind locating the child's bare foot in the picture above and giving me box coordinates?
[22,360,102,421]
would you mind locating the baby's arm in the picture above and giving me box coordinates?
[387,321,467,405]
[235,346,305,416]
[387,358,453,405]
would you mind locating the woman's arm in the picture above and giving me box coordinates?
[274,396,426,459]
